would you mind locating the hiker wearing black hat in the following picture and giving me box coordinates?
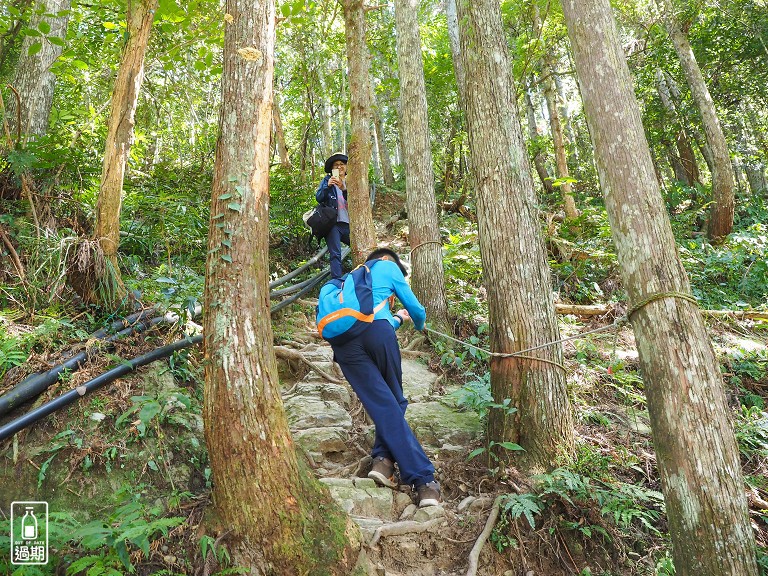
[315,152,350,279]
[324,247,442,508]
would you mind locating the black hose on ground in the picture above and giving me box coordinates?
[0,247,339,421]
[0,315,169,417]
[0,335,203,442]
[269,246,328,289]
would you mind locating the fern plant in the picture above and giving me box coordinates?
[67,487,184,573]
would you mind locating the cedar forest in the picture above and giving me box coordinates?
[0,0,767,575]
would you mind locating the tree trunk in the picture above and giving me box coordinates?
[373,98,395,186]
[342,0,376,265]
[562,1,758,574]
[456,0,573,472]
[538,36,578,218]
[442,117,457,195]
[659,0,735,240]
[393,0,449,329]
[203,1,356,572]
[93,0,157,302]
[319,68,334,158]
[656,69,700,185]
[7,0,71,142]
[663,139,690,183]
[445,0,467,117]
[272,93,291,168]
[524,89,555,195]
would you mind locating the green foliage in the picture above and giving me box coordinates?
[676,221,768,310]
[0,512,80,576]
[115,388,196,439]
[450,372,493,417]
[493,467,665,554]
[121,168,211,270]
[549,206,619,304]
[269,167,316,239]
[442,226,486,317]
[0,328,27,379]
[734,406,768,459]
[67,485,185,573]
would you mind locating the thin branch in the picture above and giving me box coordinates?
[0,226,26,281]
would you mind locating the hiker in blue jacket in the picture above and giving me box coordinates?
[330,247,442,507]
[315,152,350,279]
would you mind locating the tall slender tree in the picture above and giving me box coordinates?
[456,0,573,471]
[524,88,555,195]
[658,0,735,241]
[7,0,71,142]
[93,0,158,302]
[533,9,578,218]
[393,0,448,328]
[561,0,758,573]
[342,0,376,264]
[203,0,356,571]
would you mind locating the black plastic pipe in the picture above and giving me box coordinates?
[0,315,165,417]
[269,246,328,289]
[0,335,203,441]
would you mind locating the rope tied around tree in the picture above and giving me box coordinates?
[422,290,699,373]
[409,240,442,254]
[625,290,698,321]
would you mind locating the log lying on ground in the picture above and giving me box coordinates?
[555,303,768,321]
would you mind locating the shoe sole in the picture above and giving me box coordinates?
[368,470,397,488]
[418,498,440,508]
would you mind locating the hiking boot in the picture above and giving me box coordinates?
[368,456,396,488]
[416,481,442,508]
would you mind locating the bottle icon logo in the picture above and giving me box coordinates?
[22,507,38,540]
[10,501,48,565]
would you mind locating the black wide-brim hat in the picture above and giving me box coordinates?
[324,153,348,174]
[365,247,409,277]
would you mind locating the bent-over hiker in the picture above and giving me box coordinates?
[326,247,442,507]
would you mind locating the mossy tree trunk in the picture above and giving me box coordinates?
[562,0,758,574]
[93,0,158,304]
[393,0,449,329]
[342,0,376,265]
[456,0,574,472]
[203,1,356,573]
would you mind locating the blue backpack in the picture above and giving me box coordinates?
[316,260,389,345]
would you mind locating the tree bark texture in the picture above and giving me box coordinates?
[203,2,354,573]
[393,0,449,328]
[524,89,556,196]
[562,1,758,574]
[456,0,574,472]
[660,0,735,240]
[94,0,157,278]
[342,0,376,266]
[7,0,71,142]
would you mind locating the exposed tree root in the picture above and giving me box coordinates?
[369,516,445,548]
[465,495,502,576]
[273,345,345,385]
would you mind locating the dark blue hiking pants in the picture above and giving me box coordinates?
[325,222,350,279]
[331,319,435,486]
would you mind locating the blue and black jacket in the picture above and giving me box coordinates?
[315,175,348,208]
